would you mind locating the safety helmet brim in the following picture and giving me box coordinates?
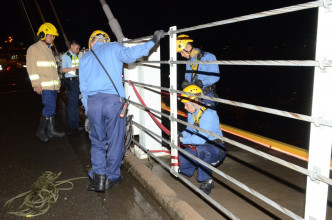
[37,22,59,40]
[88,30,111,50]
[177,34,193,53]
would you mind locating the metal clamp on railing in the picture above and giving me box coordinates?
[309,166,321,182]
[322,0,332,9]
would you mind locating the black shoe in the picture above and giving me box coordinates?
[69,125,84,132]
[199,178,214,195]
[47,116,65,138]
[36,116,50,142]
[105,176,123,190]
[88,173,106,192]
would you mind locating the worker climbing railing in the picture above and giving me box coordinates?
[122,0,332,219]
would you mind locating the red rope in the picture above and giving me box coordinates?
[129,80,171,136]
[128,81,195,157]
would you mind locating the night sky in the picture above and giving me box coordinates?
[1,0,319,148]
[1,0,316,52]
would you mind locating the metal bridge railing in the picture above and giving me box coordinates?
[123,1,331,44]
[124,79,332,128]
[122,0,332,219]
[127,96,332,186]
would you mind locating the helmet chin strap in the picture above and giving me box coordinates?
[183,45,194,57]
[189,102,200,112]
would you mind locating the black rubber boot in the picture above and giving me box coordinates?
[105,176,123,190]
[88,173,106,192]
[47,116,65,138]
[199,178,214,195]
[36,116,50,142]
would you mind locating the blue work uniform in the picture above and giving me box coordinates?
[79,40,155,181]
[180,107,224,182]
[61,51,80,129]
[185,50,220,107]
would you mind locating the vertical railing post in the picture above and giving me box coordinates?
[304,4,332,220]
[169,26,179,173]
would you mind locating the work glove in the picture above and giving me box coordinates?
[151,30,165,44]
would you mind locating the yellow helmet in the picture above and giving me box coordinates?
[88,30,111,50]
[37,22,59,40]
[181,85,203,103]
[176,34,193,53]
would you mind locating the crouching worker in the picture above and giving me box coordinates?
[178,85,226,195]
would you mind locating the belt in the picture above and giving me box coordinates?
[66,77,78,81]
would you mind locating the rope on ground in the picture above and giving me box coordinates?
[132,121,304,220]
[125,80,332,127]
[3,171,88,218]
[128,98,332,186]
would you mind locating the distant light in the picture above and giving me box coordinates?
[0,65,2,71]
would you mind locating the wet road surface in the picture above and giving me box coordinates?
[0,68,170,220]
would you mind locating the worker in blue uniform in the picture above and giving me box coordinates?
[179,85,226,195]
[79,29,165,192]
[177,35,220,107]
[61,40,84,132]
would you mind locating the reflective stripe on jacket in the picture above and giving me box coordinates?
[26,41,60,90]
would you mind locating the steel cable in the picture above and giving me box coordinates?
[131,139,240,220]
[132,121,304,220]
[123,1,327,44]
[138,59,332,68]
[128,99,332,186]
[125,80,332,127]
